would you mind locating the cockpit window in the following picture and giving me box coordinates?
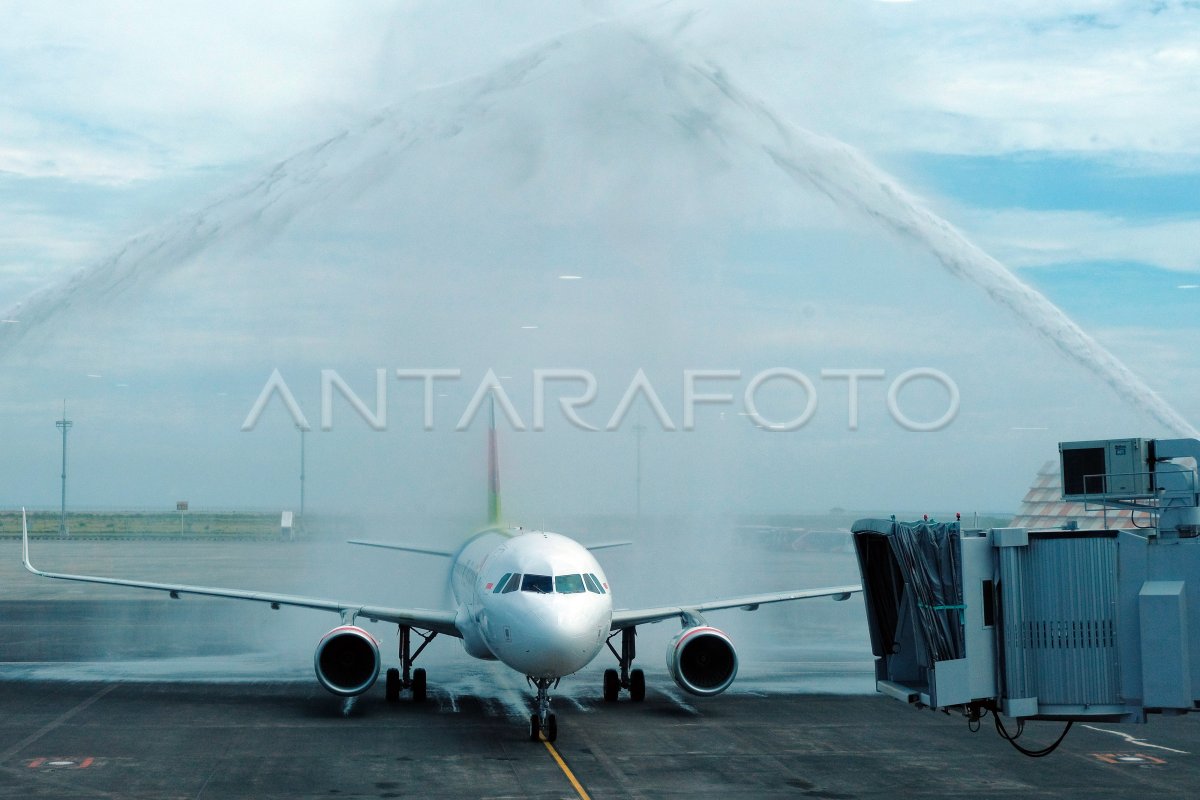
[582,573,604,594]
[501,573,522,593]
[521,574,553,594]
[554,574,586,594]
[492,573,512,594]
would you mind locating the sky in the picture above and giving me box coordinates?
[0,0,1197,517]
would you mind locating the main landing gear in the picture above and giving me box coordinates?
[385,625,437,703]
[603,626,645,702]
[528,677,559,742]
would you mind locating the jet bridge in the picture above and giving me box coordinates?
[853,437,1200,755]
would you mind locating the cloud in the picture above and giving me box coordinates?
[953,207,1200,272]
[0,1,400,180]
[656,1,1200,157]
[0,201,113,307]
[5,0,1200,192]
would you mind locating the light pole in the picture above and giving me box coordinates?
[56,401,72,536]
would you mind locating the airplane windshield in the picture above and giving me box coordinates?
[554,574,586,594]
[502,573,601,594]
[521,574,553,594]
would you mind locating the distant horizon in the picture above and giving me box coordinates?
[0,506,1019,522]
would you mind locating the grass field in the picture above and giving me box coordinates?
[0,509,1014,540]
[0,509,291,538]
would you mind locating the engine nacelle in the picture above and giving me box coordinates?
[666,625,738,697]
[314,625,381,697]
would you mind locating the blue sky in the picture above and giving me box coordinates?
[899,151,1200,329]
[1,1,1198,511]
[906,154,1200,217]
[4,1,1196,302]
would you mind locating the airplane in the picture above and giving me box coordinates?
[21,406,861,742]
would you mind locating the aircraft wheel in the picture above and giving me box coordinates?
[412,668,427,703]
[630,668,646,702]
[529,713,541,742]
[545,714,558,742]
[385,668,400,703]
[603,669,619,702]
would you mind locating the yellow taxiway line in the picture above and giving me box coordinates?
[541,737,592,800]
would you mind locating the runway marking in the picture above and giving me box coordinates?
[541,738,592,800]
[656,686,700,715]
[26,756,96,770]
[1082,725,1190,755]
[0,683,117,763]
[572,723,649,800]
[1091,752,1168,766]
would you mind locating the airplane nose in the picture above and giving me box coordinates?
[502,606,605,677]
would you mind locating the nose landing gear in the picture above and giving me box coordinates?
[528,677,560,742]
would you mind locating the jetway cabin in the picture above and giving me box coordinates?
[853,437,1200,755]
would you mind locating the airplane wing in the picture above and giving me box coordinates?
[347,538,632,555]
[20,510,461,637]
[346,539,456,558]
[584,540,633,552]
[610,584,861,630]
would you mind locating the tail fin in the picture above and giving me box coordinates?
[487,397,501,525]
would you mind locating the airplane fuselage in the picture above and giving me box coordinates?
[450,527,613,678]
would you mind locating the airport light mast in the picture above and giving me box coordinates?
[56,401,72,536]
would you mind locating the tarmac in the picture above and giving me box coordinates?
[1,535,1198,798]
[2,673,1199,799]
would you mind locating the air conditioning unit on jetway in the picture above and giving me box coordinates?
[852,437,1200,756]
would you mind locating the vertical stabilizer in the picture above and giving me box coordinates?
[488,397,501,525]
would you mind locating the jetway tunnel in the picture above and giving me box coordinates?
[853,437,1200,756]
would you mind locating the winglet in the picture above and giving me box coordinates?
[21,507,36,574]
[487,396,501,525]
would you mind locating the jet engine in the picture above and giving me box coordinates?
[314,625,381,696]
[666,625,738,696]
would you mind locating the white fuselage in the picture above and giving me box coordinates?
[449,528,613,678]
